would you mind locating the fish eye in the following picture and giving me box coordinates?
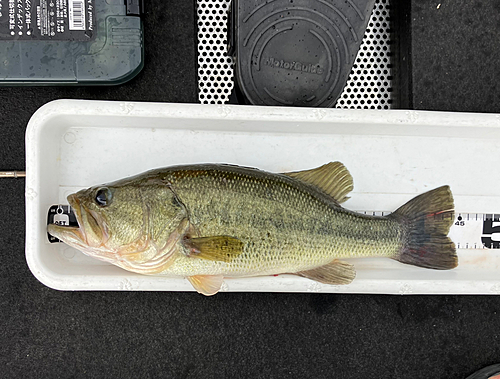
[95,187,112,207]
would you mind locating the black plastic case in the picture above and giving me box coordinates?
[229,0,376,107]
[0,0,143,85]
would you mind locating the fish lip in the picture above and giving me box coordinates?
[66,194,86,244]
[69,194,109,247]
[86,208,110,245]
[67,193,82,222]
[68,194,107,246]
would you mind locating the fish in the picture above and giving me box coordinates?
[47,162,458,296]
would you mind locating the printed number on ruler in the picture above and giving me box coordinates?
[449,213,500,249]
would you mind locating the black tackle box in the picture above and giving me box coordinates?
[0,0,144,85]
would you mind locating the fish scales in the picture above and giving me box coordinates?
[149,165,402,277]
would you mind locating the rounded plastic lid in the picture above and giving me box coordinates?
[233,0,376,107]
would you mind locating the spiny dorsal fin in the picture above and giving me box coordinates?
[187,275,224,296]
[182,236,243,262]
[284,162,354,204]
[295,259,356,285]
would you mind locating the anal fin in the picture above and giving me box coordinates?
[295,260,356,285]
[187,275,224,296]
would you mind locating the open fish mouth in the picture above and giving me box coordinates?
[47,194,114,264]
[47,195,87,248]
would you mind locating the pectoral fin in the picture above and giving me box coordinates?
[182,236,244,262]
[295,260,356,285]
[283,162,354,204]
[188,275,224,296]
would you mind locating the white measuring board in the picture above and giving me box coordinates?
[25,101,500,294]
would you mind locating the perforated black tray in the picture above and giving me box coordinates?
[229,0,376,107]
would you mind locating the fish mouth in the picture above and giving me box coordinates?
[47,194,108,249]
[47,194,86,248]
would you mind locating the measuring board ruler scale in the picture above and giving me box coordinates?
[448,213,499,250]
[48,205,499,250]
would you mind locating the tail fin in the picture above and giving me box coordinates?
[390,186,458,270]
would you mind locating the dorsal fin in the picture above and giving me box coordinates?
[283,162,354,204]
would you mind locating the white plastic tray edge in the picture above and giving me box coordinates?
[25,100,500,294]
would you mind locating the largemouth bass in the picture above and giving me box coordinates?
[48,162,457,295]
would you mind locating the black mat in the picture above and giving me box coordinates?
[411,0,500,112]
[1,1,500,378]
